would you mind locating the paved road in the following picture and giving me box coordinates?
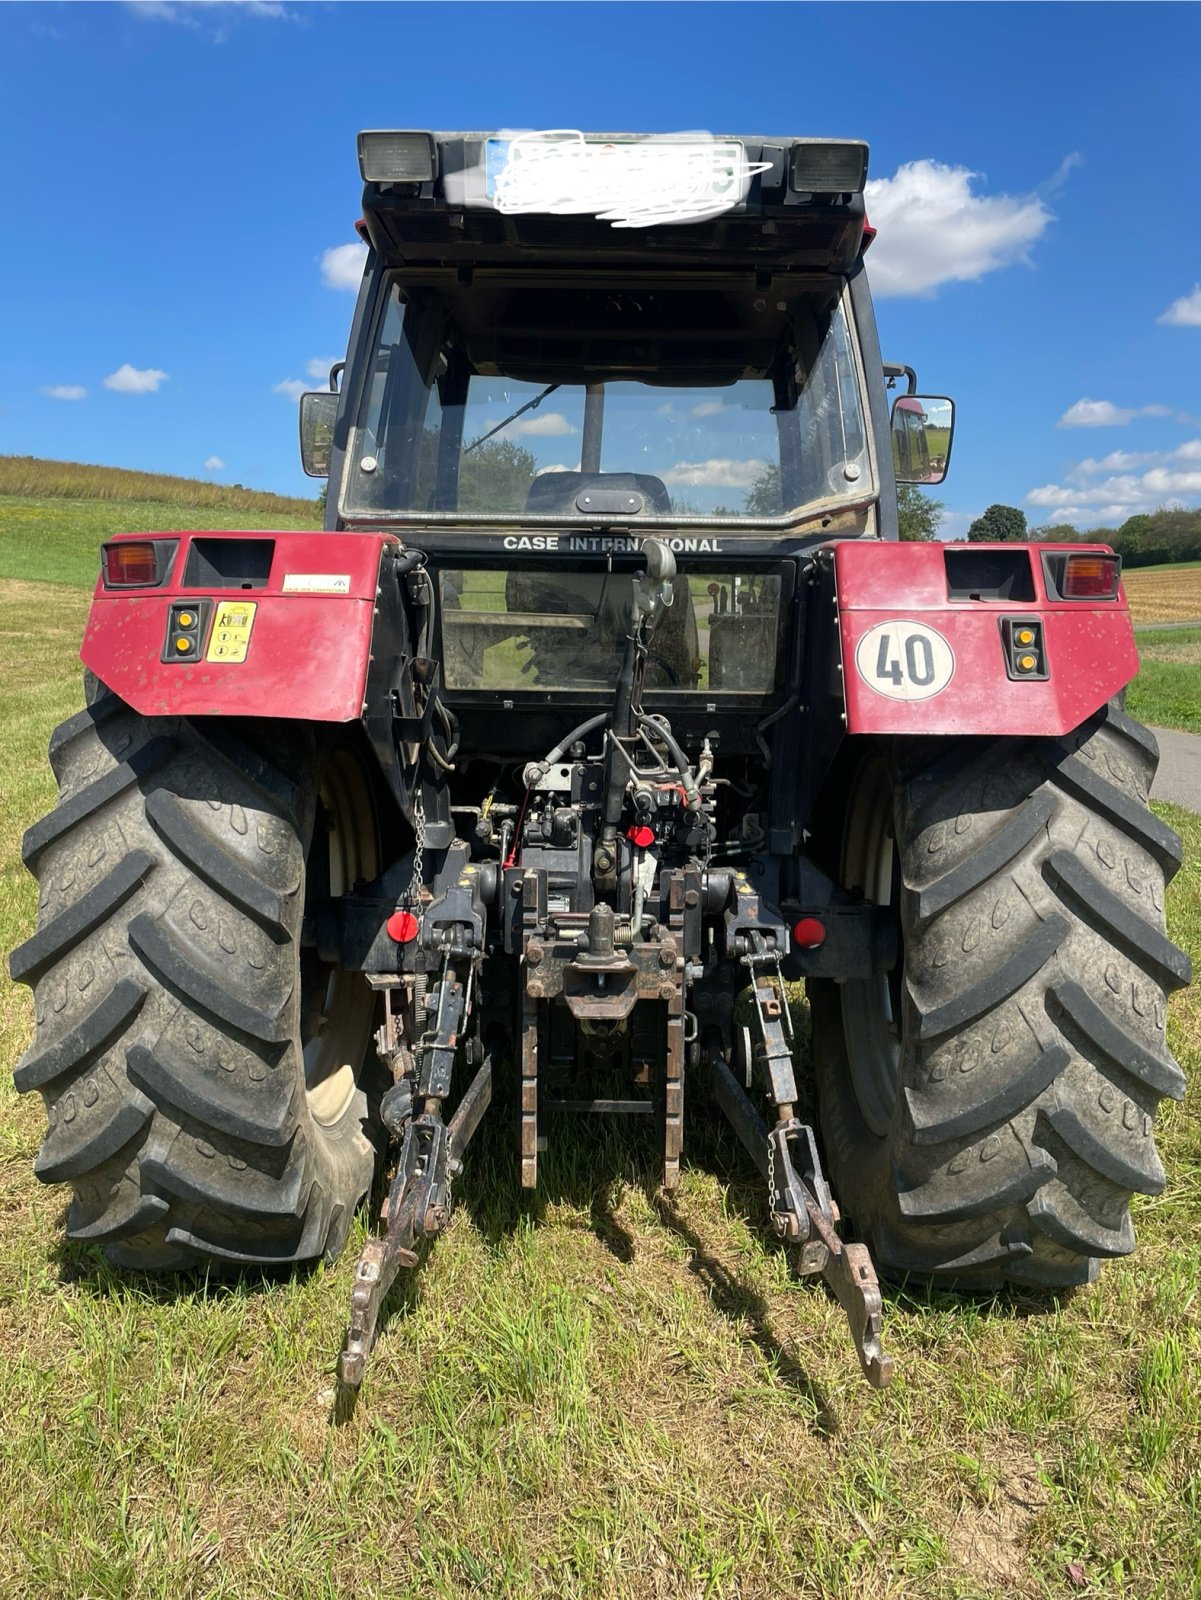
[1150,725,1201,812]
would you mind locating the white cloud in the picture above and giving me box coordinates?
[305,357,337,380]
[691,401,723,417]
[204,455,225,471]
[936,510,976,542]
[1157,285,1201,327]
[42,384,86,401]
[321,242,368,291]
[104,363,168,394]
[273,379,308,402]
[863,159,1053,297]
[125,2,293,26]
[534,464,572,476]
[507,411,576,439]
[661,457,769,489]
[1070,449,1160,477]
[655,402,675,417]
[1027,459,1201,524]
[1057,398,1170,428]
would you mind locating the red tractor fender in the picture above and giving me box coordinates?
[831,540,1138,737]
[81,530,400,720]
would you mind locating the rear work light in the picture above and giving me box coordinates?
[1044,551,1122,601]
[789,140,869,194]
[357,130,436,184]
[101,540,173,587]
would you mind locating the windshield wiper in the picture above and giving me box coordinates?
[465,383,560,453]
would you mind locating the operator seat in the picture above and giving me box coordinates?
[507,468,698,688]
[524,471,673,516]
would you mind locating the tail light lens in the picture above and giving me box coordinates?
[1043,550,1122,601]
[102,541,168,587]
[1063,554,1121,598]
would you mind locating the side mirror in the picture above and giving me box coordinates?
[891,395,954,485]
[299,391,338,477]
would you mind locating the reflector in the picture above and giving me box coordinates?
[386,910,420,944]
[793,917,827,949]
[103,542,160,586]
[790,141,869,194]
[358,130,436,184]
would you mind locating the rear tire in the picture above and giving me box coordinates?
[10,695,381,1271]
[811,703,1191,1288]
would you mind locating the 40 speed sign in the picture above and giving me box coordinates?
[854,620,955,702]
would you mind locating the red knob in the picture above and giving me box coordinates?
[627,825,655,849]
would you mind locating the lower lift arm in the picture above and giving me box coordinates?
[339,948,490,1388]
[709,935,893,1389]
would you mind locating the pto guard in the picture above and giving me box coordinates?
[81,530,399,720]
[832,540,1139,737]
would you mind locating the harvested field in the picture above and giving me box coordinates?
[1123,563,1201,624]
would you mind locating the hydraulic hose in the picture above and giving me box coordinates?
[638,713,700,809]
[523,711,609,789]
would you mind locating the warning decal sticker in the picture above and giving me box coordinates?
[853,620,955,702]
[206,600,257,663]
[282,573,351,594]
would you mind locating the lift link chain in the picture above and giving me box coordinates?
[407,788,426,917]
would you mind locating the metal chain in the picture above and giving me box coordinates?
[767,1130,777,1218]
[408,788,426,914]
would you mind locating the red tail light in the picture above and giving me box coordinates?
[102,541,161,587]
[1062,553,1121,599]
[792,917,827,949]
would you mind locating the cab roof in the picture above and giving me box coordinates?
[357,131,871,276]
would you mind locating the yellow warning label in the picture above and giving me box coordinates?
[205,600,257,663]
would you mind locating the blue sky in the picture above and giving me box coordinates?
[3,0,1200,535]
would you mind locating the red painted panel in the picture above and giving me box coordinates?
[833,541,1139,737]
[82,530,398,721]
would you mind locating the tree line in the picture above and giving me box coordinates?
[897,488,1201,565]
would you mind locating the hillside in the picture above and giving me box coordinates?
[0,458,322,589]
[0,454,321,517]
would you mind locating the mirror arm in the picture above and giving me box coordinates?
[882,363,917,395]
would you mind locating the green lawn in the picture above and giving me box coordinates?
[1128,628,1201,736]
[1,508,1199,1598]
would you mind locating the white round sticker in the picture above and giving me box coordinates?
[854,621,955,701]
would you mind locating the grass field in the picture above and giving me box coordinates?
[1123,564,1201,625]
[1,496,1199,1598]
[1127,629,1201,736]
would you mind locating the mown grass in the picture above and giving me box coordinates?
[0,495,320,591]
[1129,628,1201,736]
[1,515,1199,1597]
[0,455,322,517]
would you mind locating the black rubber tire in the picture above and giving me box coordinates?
[9,694,380,1271]
[811,703,1192,1289]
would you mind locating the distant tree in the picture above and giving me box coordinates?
[743,462,782,517]
[1029,522,1079,542]
[316,484,328,517]
[967,503,1028,542]
[897,482,945,542]
[411,430,540,512]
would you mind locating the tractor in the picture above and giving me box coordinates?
[10,130,1190,1390]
